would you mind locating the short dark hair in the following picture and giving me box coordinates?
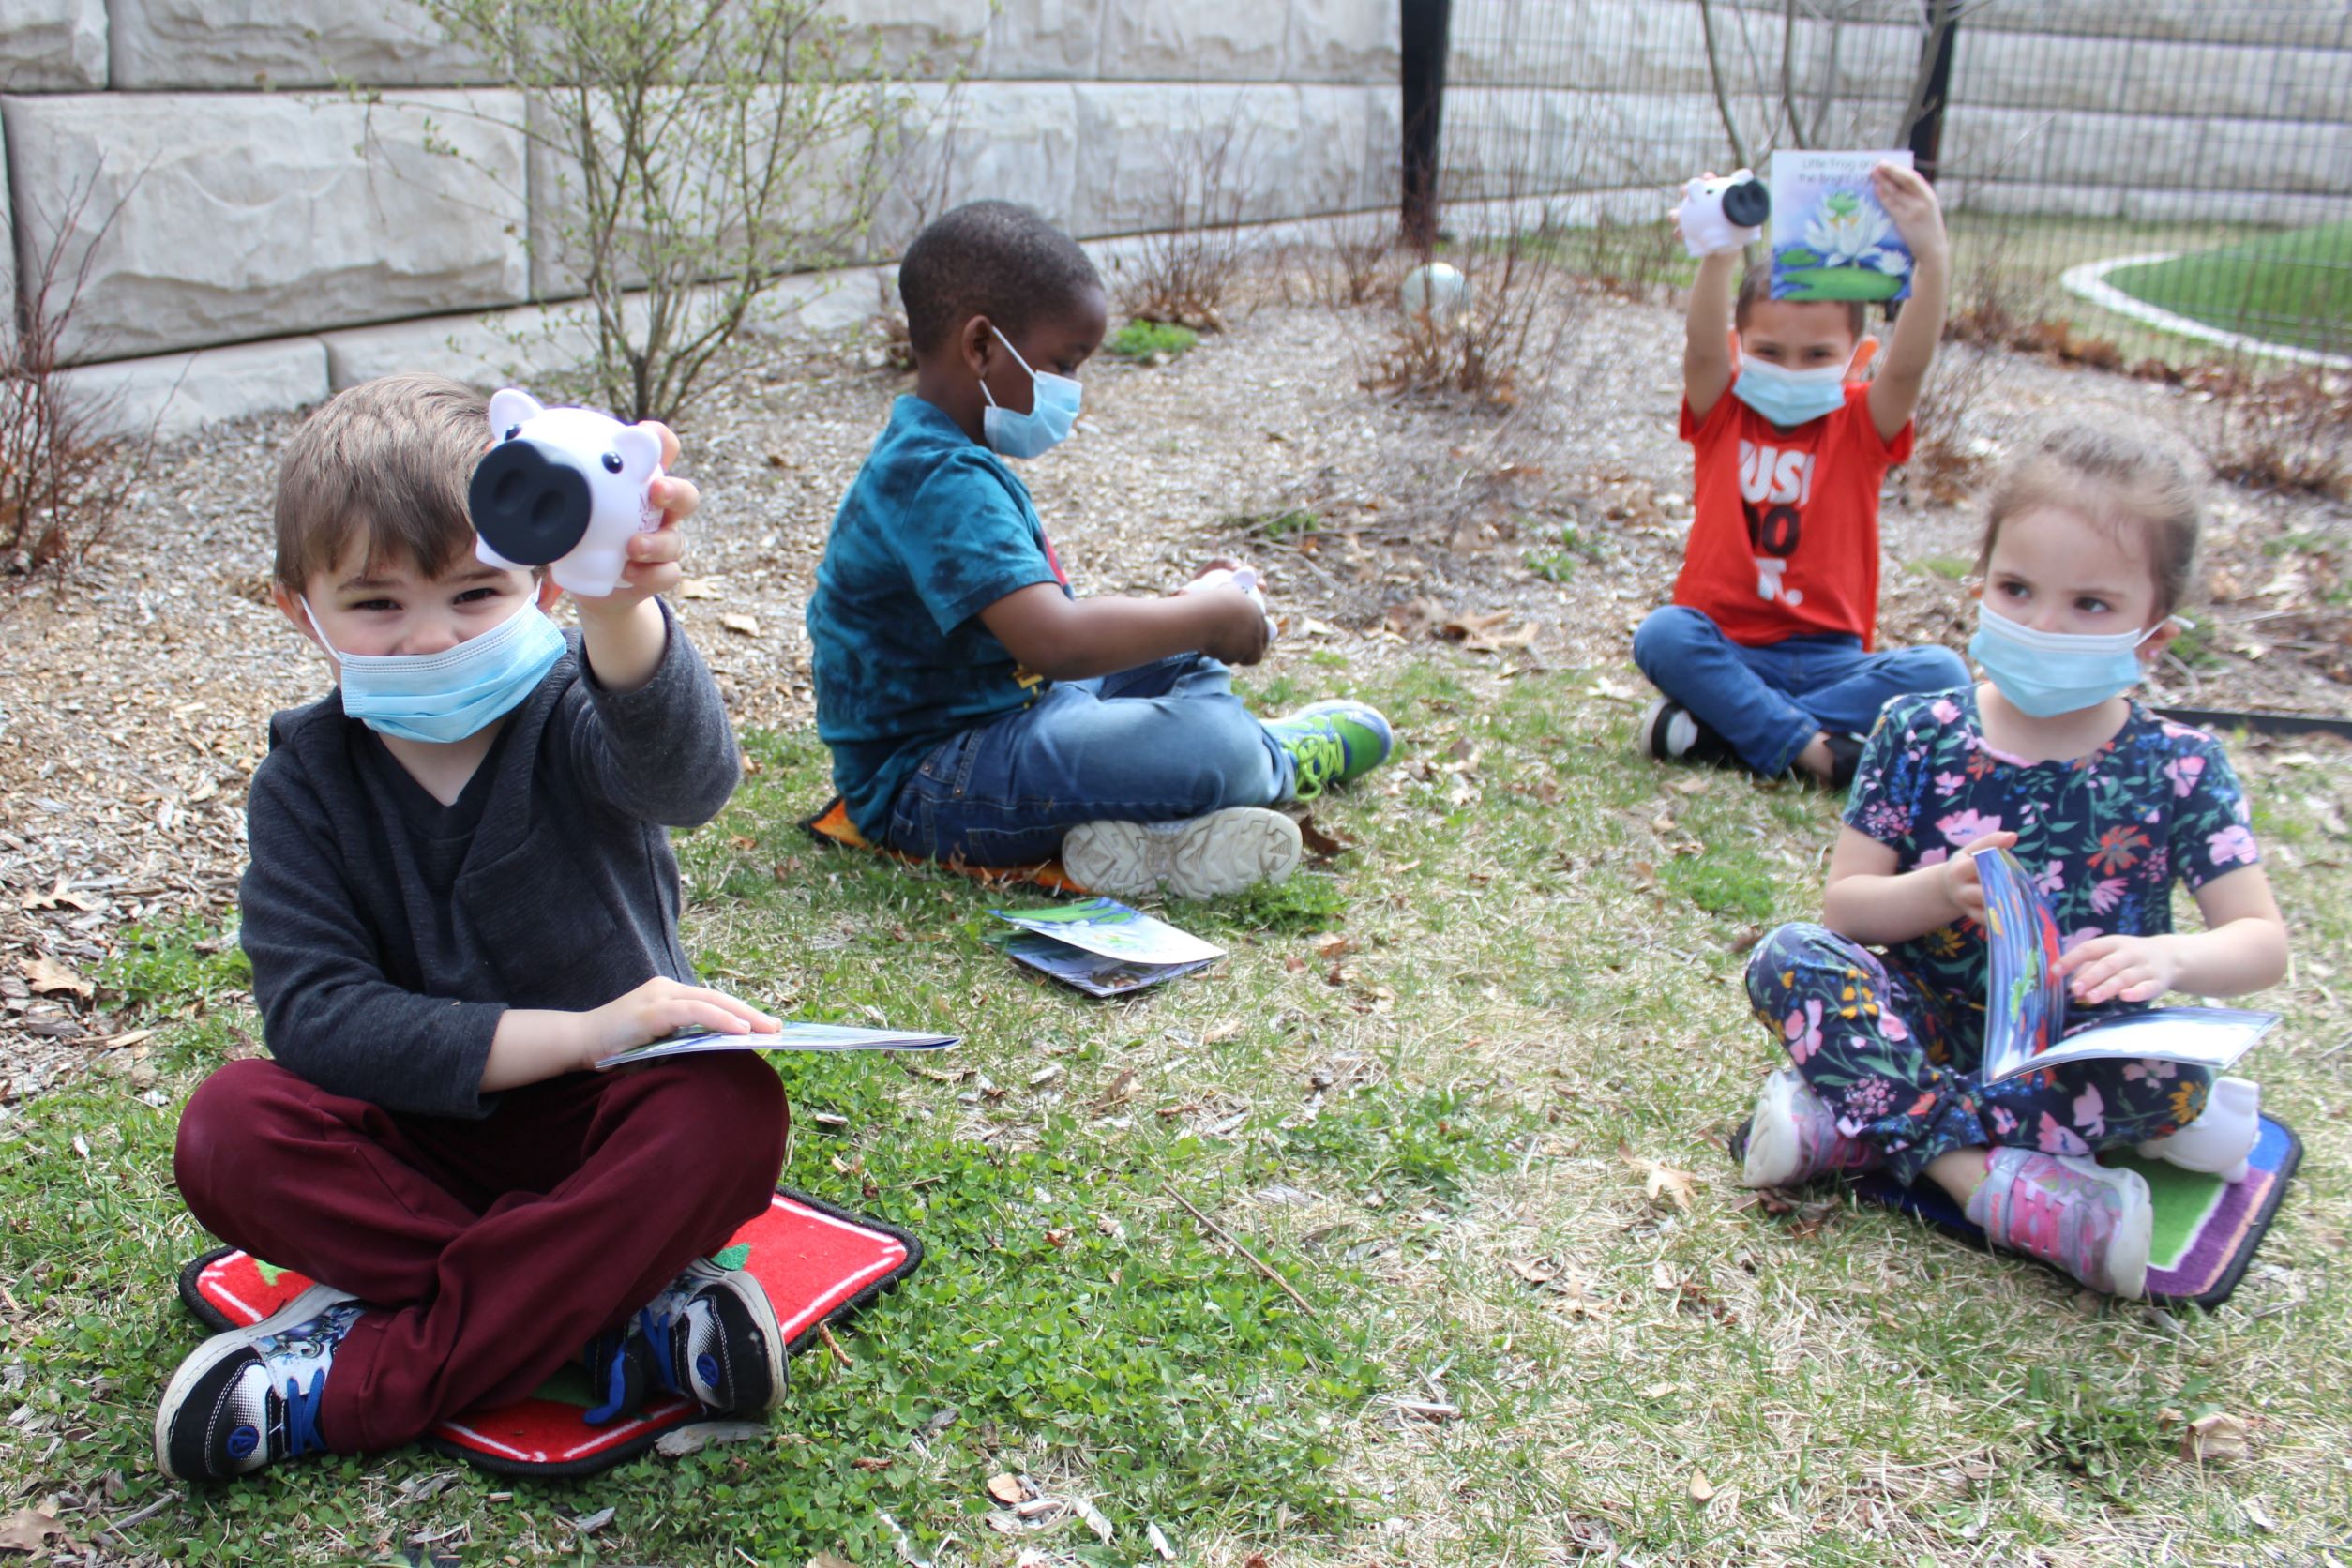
[1735,261,1867,340]
[897,201,1102,355]
[275,373,488,591]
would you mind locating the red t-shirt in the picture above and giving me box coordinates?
[1672,382,1911,649]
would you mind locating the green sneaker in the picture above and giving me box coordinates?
[1261,700,1395,800]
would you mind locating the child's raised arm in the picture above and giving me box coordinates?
[2055,866,2289,1006]
[1683,248,1741,422]
[1865,162,1950,445]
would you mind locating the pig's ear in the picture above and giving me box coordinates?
[611,424,662,480]
[487,387,545,442]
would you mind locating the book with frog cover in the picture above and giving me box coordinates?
[1769,149,1914,304]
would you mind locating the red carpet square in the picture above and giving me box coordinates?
[178,1187,921,1478]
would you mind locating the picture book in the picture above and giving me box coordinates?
[1973,846,2277,1086]
[596,1019,958,1070]
[990,897,1226,997]
[1768,149,1914,304]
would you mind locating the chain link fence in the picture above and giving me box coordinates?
[1436,0,2352,369]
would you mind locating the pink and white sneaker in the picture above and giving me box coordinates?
[1965,1147,2153,1299]
[1736,1068,1883,1187]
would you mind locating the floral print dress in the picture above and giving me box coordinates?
[1746,687,2259,1184]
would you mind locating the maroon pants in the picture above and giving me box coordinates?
[173,1053,789,1452]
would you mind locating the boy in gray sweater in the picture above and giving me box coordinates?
[155,374,790,1482]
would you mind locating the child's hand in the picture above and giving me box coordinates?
[1198,589,1272,667]
[579,976,780,1066]
[1938,830,2018,924]
[579,422,701,616]
[1872,163,1947,263]
[1185,556,1244,585]
[2055,935,2179,1006]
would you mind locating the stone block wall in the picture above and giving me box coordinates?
[0,0,1402,434]
[1443,0,2352,228]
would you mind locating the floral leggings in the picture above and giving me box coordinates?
[1745,923,2210,1186]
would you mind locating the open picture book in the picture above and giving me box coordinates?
[1973,846,2278,1086]
[596,1019,957,1070]
[989,897,1226,997]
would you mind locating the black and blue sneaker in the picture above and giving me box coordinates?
[581,1258,785,1425]
[155,1284,362,1482]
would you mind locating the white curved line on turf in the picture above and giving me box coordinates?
[2060,251,2352,372]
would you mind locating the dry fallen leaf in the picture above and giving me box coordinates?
[809,1554,859,1568]
[1689,1468,1715,1502]
[679,578,725,600]
[1309,931,1352,959]
[1293,812,1353,859]
[984,1472,1023,1506]
[1620,1145,1699,1212]
[1092,1068,1137,1112]
[2179,1410,2253,1464]
[22,957,93,1001]
[719,612,761,638]
[0,1507,76,1555]
[1069,1496,1114,1545]
[653,1421,768,1456]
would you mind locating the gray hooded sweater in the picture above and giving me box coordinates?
[237,603,739,1119]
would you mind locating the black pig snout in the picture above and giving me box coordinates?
[469,439,594,565]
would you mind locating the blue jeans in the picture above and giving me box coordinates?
[882,655,1293,867]
[1634,606,1970,776]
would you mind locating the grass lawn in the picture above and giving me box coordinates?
[2102,220,2352,358]
[7,657,2348,1564]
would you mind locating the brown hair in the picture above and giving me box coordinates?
[1976,423,2205,617]
[273,373,490,592]
[1735,261,1867,341]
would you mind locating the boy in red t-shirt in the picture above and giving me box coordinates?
[1635,161,1967,787]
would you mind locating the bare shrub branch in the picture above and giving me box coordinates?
[1115,110,1261,334]
[2,162,157,584]
[413,0,924,422]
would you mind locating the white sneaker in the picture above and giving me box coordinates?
[1062,807,1302,900]
[2136,1076,2260,1184]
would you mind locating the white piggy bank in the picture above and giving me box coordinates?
[469,388,664,598]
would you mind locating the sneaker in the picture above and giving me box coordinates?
[1637,699,1734,768]
[1261,700,1395,800]
[1732,1068,1883,1187]
[583,1258,787,1424]
[1965,1147,2154,1299]
[2136,1075,2259,1184]
[1063,807,1302,900]
[154,1283,363,1482]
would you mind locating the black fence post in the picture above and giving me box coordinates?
[1401,0,1453,252]
[1907,0,1961,180]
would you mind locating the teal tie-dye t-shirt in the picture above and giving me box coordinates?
[807,396,1069,838]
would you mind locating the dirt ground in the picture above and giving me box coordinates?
[3,266,2346,1101]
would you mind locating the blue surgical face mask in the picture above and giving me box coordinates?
[303,594,566,744]
[1731,352,1854,427]
[1969,601,2176,718]
[980,326,1082,460]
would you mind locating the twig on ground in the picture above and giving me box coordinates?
[1166,1187,1320,1320]
[818,1321,854,1368]
[93,1493,177,1545]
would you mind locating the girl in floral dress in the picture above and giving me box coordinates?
[1732,424,2290,1299]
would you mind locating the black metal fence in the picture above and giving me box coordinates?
[1430,0,2352,368]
